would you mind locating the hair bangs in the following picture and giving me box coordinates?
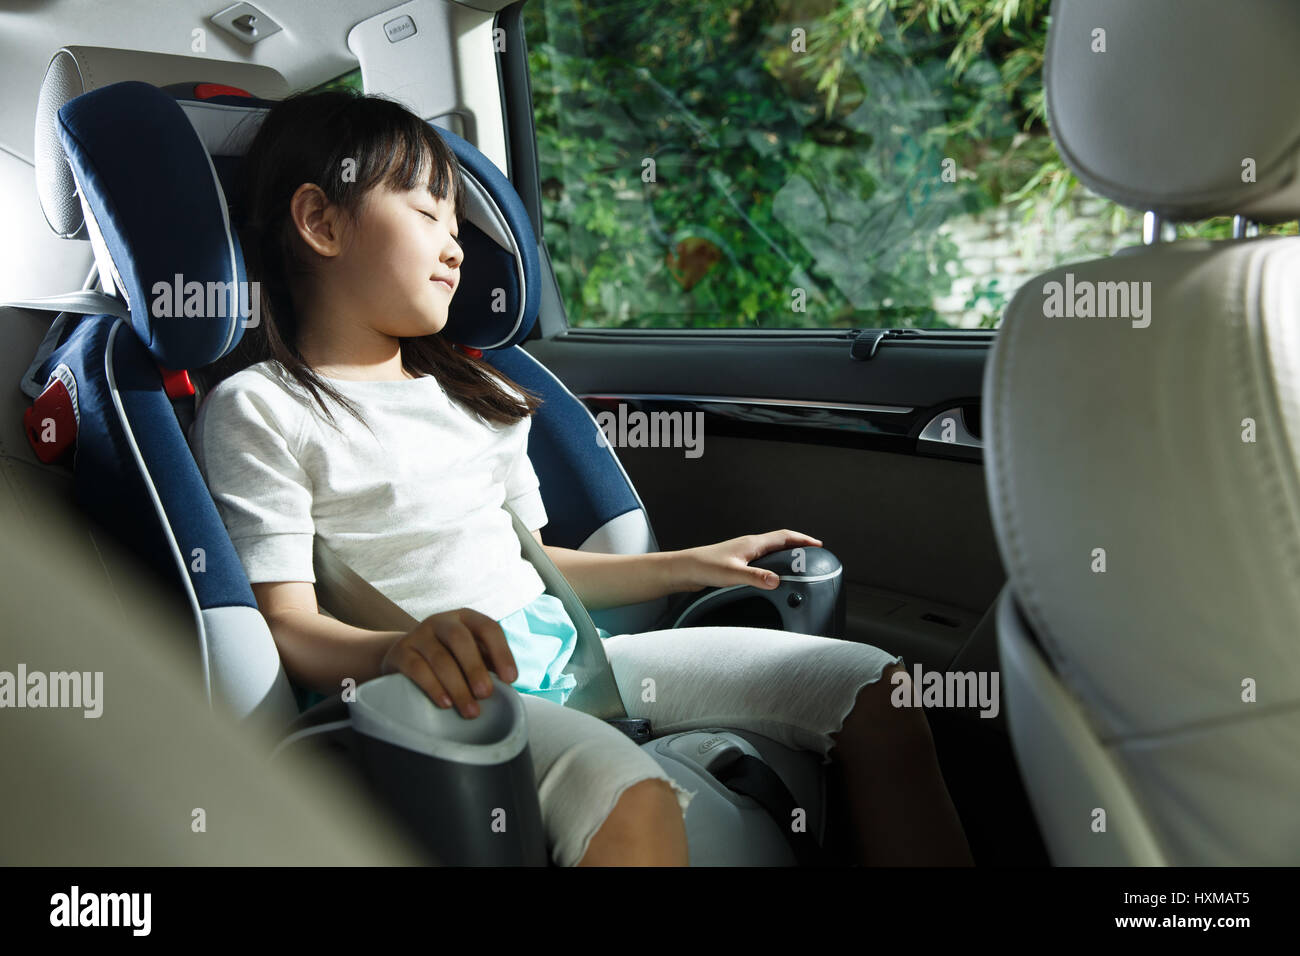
[358,115,467,224]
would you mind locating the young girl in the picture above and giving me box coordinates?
[195,90,972,867]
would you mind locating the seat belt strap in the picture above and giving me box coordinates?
[5,292,130,400]
[3,291,131,317]
[502,503,628,720]
[311,502,628,721]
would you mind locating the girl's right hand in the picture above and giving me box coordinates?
[380,608,518,719]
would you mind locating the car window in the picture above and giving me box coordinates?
[522,0,1293,332]
[309,68,363,94]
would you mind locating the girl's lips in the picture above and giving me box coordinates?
[431,277,454,291]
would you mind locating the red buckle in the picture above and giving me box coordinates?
[24,378,77,464]
[157,364,196,399]
[193,83,252,100]
[455,343,484,358]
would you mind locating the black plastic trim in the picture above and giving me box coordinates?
[498,0,546,341]
[557,328,997,344]
[496,1,543,243]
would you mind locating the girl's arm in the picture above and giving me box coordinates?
[539,527,823,611]
[257,583,518,719]
[267,609,405,695]
[254,581,403,694]
[538,545,679,611]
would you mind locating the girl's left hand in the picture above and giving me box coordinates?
[672,530,823,593]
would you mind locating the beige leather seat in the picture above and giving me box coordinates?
[0,483,422,865]
[0,49,424,864]
[986,0,1300,865]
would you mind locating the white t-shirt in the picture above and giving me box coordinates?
[192,359,548,622]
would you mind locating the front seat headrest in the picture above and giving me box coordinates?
[1047,0,1300,222]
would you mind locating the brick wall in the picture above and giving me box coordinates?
[932,191,1141,328]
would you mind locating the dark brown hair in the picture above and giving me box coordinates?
[203,89,542,432]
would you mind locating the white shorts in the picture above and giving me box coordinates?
[519,626,905,867]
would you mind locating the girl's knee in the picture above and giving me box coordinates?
[839,663,931,741]
[597,777,687,845]
[612,777,683,822]
[856,662,909,710]
[579,777,689,866]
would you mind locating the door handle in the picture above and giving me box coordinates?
[918,407,982,459]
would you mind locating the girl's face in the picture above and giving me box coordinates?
[332,178,463,338]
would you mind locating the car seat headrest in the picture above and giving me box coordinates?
[1047,0,1300,223]
[168,86,541,352]
[36,46,287,239]
[56,79,542,369]
[58,81,250,370]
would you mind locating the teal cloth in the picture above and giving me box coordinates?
[291,592,606,713]
[495,591,611,706]
[295,684,328,712]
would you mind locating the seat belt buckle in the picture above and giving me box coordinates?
[24,366,79,464]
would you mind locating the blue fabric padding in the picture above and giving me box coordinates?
[433,124,542,351]
[443,224,528,349]
[33,313,257,614]
[58,82,247,372]
[211,155,248,219]
[486,346,642,550]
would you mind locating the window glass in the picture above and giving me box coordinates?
[524,1,1294,331]
[309,68,363,94]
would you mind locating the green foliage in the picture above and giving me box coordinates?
[325,4,1300,331]
[516,1,1292,329]
[309,69,365,94]
[524,0,1065,329]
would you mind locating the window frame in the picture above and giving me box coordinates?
[500,0,1008,342]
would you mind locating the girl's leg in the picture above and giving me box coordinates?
[576,778,688,866]
[602,626,973,866]
[827,663,973,865]
[518,694,693,867]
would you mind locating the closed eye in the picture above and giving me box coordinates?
[421,206,460,240]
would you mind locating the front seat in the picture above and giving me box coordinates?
[985,0,1300,865]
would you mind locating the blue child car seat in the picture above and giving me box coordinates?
[18,73,853,865]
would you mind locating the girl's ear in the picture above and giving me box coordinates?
[289,183,344,257]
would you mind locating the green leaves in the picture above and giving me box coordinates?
[521,0,1104,331]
